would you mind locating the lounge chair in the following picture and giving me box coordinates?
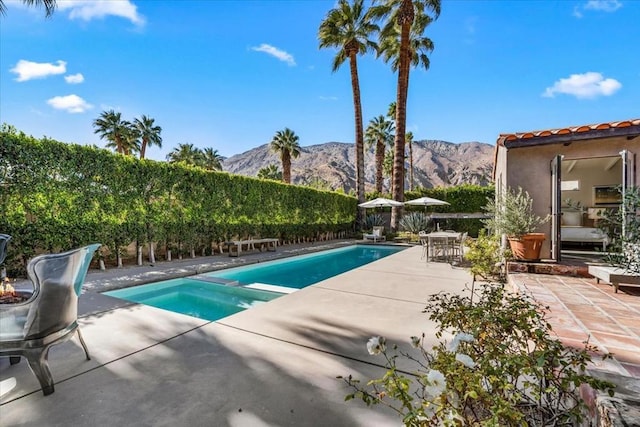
[364,226,386,243]
[0,243,101,395]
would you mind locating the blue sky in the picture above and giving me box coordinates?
[1,0,638,161]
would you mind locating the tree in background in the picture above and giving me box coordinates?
[166,143,203,166]
[365,115,394,193]
[0,0,56,16]
[319,0,379,209]
[406,130,414,190]
[257,165,283,181]
[93,110,136,155]
[270,128,301,184]
[373,0,440,229]
[134,115,162,160]
[201,148,223,171]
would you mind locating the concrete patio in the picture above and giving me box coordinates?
[1,244,476,426]
[2,242,639,425]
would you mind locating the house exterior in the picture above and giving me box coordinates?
[493,119,639,261]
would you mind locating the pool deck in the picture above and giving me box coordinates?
[1,242,476,426]
[3,241,639,425]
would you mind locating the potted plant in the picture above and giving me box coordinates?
[483,187,549,261]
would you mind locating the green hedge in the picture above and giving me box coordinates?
[0,126,357,275]
[404,185,494,237]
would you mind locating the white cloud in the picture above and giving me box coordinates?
[543,72,622,99]
[251,44,296,66]
[574,0,622,17]
[319,96,338,101]
[584,0,622,12]
[47,94,93,113]
[64,73,85,84]
[10,59,66,82]
[572,6,583,18]
[57,0,145,26]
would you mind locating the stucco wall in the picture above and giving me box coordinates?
[498,137,638,258]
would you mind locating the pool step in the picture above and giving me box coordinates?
[191,275,240,286]
[245,283,298,294]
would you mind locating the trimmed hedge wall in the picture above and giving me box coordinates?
[404,185,495,237]
[0,127,357,274]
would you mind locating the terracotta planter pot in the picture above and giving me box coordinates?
[508,233,546,261]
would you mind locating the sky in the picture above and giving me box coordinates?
[1,0,638,162]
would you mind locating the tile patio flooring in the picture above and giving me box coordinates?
[509,272,640,380]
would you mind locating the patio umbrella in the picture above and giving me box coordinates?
[358,197,404,208]
[404,196,450,208]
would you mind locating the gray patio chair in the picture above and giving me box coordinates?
[0,243,101,395]
[0,233,11,266]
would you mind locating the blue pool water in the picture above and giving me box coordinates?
[105,278,282,321]
[104,244,404,321]
[208,245,403,289]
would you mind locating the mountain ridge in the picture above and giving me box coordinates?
[222,140,494,192]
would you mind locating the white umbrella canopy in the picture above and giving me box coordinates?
[404,196,450,207]
[358,197,404,208]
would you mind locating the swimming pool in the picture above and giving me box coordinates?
[105,278,282,321]
[205,244,403,289]
[104,244,405,321]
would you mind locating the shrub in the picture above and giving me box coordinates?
[464,230,507,279]
[340,282,614,425]
[399,212,430,234]
[599,186,640,273]
[483,187,549,238]
[364,214,385,230]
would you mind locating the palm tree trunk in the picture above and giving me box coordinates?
[409,140,414,191]
[140,138,148,159]
[391,0,414,230]
[348,51,366,214]
[282,151,292,184]
[375,140,385,193]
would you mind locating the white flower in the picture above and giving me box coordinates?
[448,332,475,353]
[366,336,386,355]
[410,335,421,348]
[424,369,447,397]
[456,353,476,369]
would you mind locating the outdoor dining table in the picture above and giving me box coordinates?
[422,231,462,262]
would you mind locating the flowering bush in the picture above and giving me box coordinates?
[340,282,615,425]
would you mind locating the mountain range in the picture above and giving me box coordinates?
[222,140,495,193]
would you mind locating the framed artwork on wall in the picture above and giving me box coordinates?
[593,185,622,206]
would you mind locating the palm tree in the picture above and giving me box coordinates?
[270,128,301,184]
[200,148,223,171]
[134,115,162,160]
[319,0,378,208]
[373,0,440,229]
[119,121,140,156]
[0,0,56,16]
[365,115,394,193]
[406,131,414,190]
[257,165,283,181]
[166,143,203,165]
[93,110,131,155]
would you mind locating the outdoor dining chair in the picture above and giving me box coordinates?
[450,232,468,263]
[0,243,101,395]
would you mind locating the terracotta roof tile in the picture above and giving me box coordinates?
[497,118,640,146]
